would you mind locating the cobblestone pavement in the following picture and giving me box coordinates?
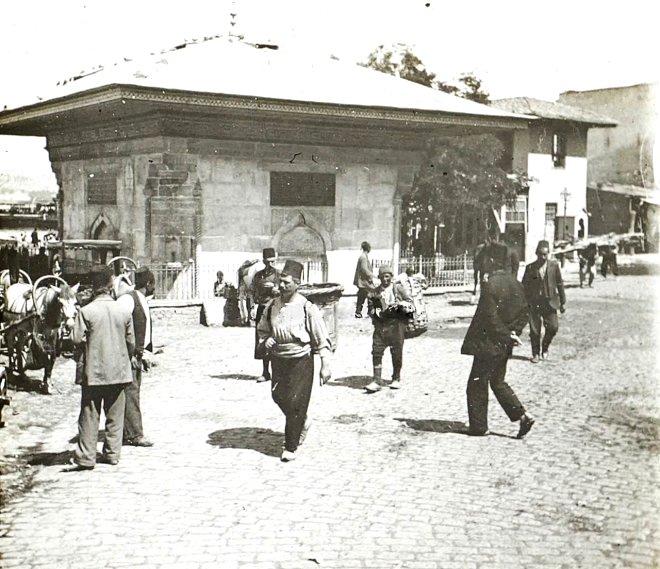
[1,273,658,568]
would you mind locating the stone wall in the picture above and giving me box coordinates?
[49,133,421,290]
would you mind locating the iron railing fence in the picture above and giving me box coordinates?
[372,253,473,288]
[150,254,472,301]
[151,258,329,301]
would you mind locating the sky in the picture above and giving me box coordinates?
[0,0,656,192]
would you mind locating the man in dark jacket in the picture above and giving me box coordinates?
[461,242,534,438]
[252,248,281,382]
[522,240,566,363]
[353,241,374,318]
[117,267,155,447]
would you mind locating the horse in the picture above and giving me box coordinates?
[2,276,79,394]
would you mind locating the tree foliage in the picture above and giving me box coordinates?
[362,44,489,103]
[363,44,526,253]
[411,135,527,238]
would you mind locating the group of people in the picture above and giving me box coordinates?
[70,265,155,470]
[352,235,571,439]
[0,230,60,285]
[68,233,572,467]
[577,242,619,287]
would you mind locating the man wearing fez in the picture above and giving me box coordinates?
[252,248,281,382]
[364,265,413,393]
[257,260,331,462]
[117,267,155,447]
[71,266,135,469]
[522,240,566,363]
[353,241,374,318]
[461,243,535,438]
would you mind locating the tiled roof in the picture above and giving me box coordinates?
[1,37,526,121]
[491,97,617,126]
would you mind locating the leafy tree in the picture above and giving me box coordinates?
[363,45,524,255]
[362,45,489,103]
[411,136,528,247]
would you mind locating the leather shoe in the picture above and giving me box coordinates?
[467,428,490,436]
[517,415,535,439]
[99,455,119,465]
[530,355,541,364]
[124,437,154,447]
[69,457,94,470]
[256,375,270,383]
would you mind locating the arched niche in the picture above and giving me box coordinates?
[273,210,332,256]
[90,212,116,240]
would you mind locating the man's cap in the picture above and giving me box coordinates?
[489,243,510,271]
[281,259,304,281]
[536,240,550,253]
[90,266,114,290]
[378,265,394,277]
[262,247,277,261]
[134,266,154,289]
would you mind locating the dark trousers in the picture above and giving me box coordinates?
[372,321,405,380]
[255,304,271,378]
[271,354,314,452]
[579,260,595,286]
[356,287,369,315]
[601,254,618,277]
[529,305,559,356]
[466,356,525,432]
[123,363,143,442]
[74,384,126,467]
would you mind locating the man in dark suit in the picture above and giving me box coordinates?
[353,241,374,318]
[461,243,534,438]
[117,267,155,447]
[522,240,566,363]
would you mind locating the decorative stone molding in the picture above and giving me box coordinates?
[272,210,333,254]
[89,212,117,239]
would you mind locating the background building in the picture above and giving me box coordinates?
[559,83,659,251]
[492,97,616,261]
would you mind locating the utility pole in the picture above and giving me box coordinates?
[560,188,571,240]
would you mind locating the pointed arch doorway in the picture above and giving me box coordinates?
[274,211,330,283]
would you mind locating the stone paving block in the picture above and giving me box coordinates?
[1,278,657,569]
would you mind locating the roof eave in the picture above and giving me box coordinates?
[0,84,530,135]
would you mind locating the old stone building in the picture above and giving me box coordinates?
[0,38,528,290]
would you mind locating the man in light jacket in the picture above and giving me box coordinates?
[71,266,135,469]
[353,241,374,318]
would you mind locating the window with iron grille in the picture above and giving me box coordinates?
[545,203,557,223]
[270,172,335,207]
[87,172,117,205]
[505,197,527,224]
[552,133,567,167]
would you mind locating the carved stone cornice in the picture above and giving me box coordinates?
[0,84,529,135]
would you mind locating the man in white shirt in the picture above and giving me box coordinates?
[117,267,155,447]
